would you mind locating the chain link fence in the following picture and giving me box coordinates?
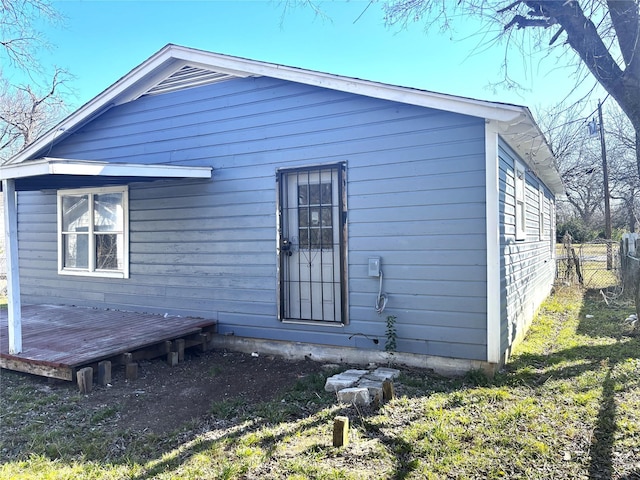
[556,236,621,290]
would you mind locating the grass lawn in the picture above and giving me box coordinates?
[1,285,639,479]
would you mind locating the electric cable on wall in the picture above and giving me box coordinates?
[375,270,388,314]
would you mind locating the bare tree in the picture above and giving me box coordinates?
[0,68,70,161]
[0,0,69,161]
[540,105,603,228]
[606,106,639,232]
[382,1,640,176]
[1,0,62,72]
[539,99,638,234]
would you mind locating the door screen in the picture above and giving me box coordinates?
[278,164,346,323]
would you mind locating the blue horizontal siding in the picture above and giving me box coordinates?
[498,140,555,358]
[17,76,489,361]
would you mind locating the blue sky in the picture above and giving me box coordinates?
[26,0,602,115]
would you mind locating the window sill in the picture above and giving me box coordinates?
[58,269,128,279]
[280,318,345,327]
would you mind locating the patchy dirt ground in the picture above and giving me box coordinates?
[16,349,327,435]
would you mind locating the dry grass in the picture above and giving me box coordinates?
[1,285,639,479]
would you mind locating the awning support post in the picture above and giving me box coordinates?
[3,179,22,354]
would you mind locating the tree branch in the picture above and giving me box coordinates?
[503,14,553,30]
[607,0,639,69]
[513,2,630,118]
[497,0,523,15]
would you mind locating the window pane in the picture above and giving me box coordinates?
[309,228,320,247]
[96,234,121,270]
[308,184,321,204]
[299,228,309,249]
[94,193,123,232]
[298,185,308,206]
[299,208,309,228]
[320,183,332,205]
[309,207,321,226]
[321,228,333,247]
[321,207,332,227]
[63,233,88,268]
[62,195,89,232]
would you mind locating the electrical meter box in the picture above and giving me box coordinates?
[368,257,381,277]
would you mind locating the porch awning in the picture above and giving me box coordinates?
[0,157,212,191]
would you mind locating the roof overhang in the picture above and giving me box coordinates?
[0,158,212,192]
[494,112,564,195]
[7,44,542,164]
[4,44,562,195]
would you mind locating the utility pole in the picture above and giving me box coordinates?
[598,100,613,270]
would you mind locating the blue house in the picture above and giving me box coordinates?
[1,45,562,375]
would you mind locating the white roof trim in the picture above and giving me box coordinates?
[0,158,212,181]
[5,44,562,194]
[171,45,526,123]
[7,44,527,165]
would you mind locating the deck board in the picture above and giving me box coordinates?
[0,305,217,380]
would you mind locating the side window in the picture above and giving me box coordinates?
[550,199,556,258]
[539,186,545,241]
[58,186,129,278]
[515,162,526,241]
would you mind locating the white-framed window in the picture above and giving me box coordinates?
[57,186,129,278]
[539,185,546,240]
[515,162,526,241]
[550,199,556,258]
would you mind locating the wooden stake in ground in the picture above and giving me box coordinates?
[333,416,349,447]
[382,379,395,401]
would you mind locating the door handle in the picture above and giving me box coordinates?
[281,238,293,256]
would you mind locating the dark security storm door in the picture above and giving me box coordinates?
[278,163,346,324]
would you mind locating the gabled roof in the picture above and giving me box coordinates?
[5,44,562,194]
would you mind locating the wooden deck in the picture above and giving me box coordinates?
[0,305,217,381]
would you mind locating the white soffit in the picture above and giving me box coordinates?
[496,114,564,195]
[0,158,213,181]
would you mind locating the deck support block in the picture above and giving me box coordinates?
[98,361,111,386]
[167,351,179,367]
[161,341,172,354]
[382,380,395,401]
[125,362,138,381]
[77,367,93,393]
[333,416,349,447]
[173,339,185,362]
[198,333,210,352]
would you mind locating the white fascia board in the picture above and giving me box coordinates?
[7,44,538,167]
[9,45,527,165]
[171,45,526,123]
[0,158,212,180]
[0,159,51,179]
[112,59,192,105]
